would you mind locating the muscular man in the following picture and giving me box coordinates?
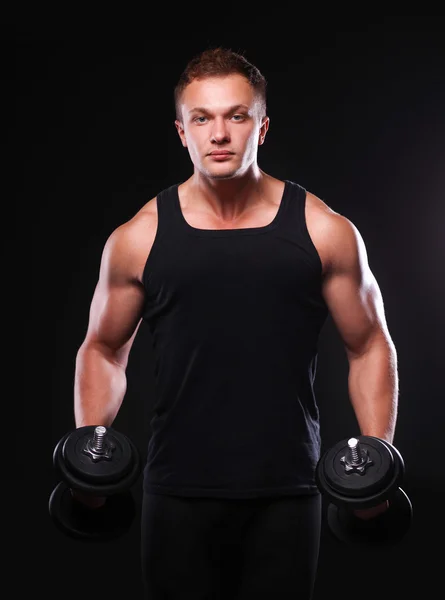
[74,47,398,599]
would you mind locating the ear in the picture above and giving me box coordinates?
[258,116,270,146]
[174,120,187,148]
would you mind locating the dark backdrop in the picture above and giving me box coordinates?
[7,15,445,599]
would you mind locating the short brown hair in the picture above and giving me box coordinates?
[174,47,267,121]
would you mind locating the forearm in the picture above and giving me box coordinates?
[347,336,399,444]
[74,343,127,428]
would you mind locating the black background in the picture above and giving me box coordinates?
[7,14,445,598]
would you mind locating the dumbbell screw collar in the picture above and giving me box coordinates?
[340,437,373,475]
[82,425,115,462]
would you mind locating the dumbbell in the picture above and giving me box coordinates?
[315,435,413,546]
[49,425,142,542]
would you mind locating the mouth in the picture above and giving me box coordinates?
[208,151,234,160]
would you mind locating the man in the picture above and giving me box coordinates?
[73,47,398,599]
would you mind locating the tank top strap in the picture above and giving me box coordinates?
[280,180,308,235]
[154,183,181,237]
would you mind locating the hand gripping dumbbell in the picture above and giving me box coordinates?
[315,435,413,546]
[49,425,142,542]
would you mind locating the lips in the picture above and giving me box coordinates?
[209,152,233,161]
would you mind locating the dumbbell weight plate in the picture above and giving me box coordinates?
[53,426,142,496]
[375,437,406,479]
[316,436,403,509]
[63,426,134,482]
[326,487,413,546]
[48,481,137,542]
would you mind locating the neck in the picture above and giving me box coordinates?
[187,167,270,222]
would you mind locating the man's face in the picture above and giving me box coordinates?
[175,74,269,180]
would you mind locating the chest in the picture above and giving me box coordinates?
[181,203,279,231]
[181,204,330,276]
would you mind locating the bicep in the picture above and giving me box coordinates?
[82,230,146,365]
[321,218,390,358]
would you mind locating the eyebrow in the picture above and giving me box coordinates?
[188,103,250,115]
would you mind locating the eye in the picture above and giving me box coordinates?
[193,116,208,124]
[232,114,246,121]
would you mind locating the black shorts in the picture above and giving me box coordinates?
[141,491,322,599]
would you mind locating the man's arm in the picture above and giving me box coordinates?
[74,223,147,428]
[321,215,398,444]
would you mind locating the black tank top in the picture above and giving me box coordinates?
[141,179,329,498]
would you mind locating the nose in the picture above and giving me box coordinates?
[210,116,230,144]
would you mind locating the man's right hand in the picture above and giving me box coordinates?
[71,488,107,509]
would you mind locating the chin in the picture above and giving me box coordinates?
[206,167,240,180]
[210,173,237,180]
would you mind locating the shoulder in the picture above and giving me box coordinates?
[101,195,159,281]
[305,191,367,275]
